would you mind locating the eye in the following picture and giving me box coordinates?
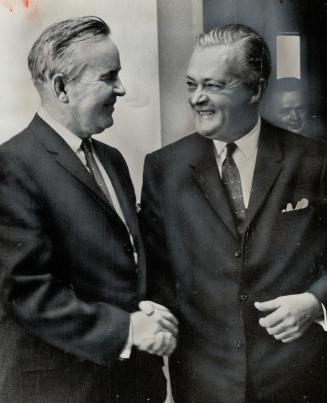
[186,81,197,91]
[205,83,223,92]
[101,71,119,82]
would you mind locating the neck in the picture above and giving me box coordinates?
[40,101,85,138]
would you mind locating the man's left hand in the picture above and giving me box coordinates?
[254,293,322,343]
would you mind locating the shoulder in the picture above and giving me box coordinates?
[93,139,129,168]
[0,125,42,167]
[262,119,327,160]
[145,133,210,167]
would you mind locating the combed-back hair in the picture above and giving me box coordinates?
[196,24,271,91]
[28,16,110,92]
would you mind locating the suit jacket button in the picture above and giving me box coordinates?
[240,293,248,302]
[234,339,242,349]
[234,249,241,257]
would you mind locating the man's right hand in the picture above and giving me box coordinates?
[130,301,178,356]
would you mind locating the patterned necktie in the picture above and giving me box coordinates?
[222,143,246,233]
[81,138,113,205]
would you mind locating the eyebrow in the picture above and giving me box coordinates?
[99,67,121,78]
[185,76,227,85]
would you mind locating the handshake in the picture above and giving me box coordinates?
[130,301,178,357]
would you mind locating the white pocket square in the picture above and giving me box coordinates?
[281,198,309,213]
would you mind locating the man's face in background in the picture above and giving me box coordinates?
[272,90,308,134]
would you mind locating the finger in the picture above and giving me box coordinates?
[148,332,166,356]
[154,332,173,356]
[137,337,156,353]
[139,301,155,316]
[255,298,281,312]
[273,329,297,341]
[155,310,179,327]
[154,332,176,357]
[258,309,284,328]
[151,302,171,312]
[165,336,177,357]
[154,333,169,356]
[155,316,178,337]
[265,321,290,336]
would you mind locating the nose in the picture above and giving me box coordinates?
[114,76,126,97]
[190,85,208,106]
[289,109,300,121]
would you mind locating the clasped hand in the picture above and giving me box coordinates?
[255,292,322,343]
[131,301,178,356]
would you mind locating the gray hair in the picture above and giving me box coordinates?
[28,16,110,92]
[196,24,271,92]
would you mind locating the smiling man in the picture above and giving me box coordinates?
[141,24,327,403]
[0,16,177,403]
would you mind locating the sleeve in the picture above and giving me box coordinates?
[315,303,327,331]
[0,150,130,366]
[140,154,177,312]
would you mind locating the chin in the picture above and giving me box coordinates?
[98,118,114,133]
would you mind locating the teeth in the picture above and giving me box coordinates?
[197,111,214,116]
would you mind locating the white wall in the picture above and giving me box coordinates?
[157,0,203,145]
[0,0,161,196]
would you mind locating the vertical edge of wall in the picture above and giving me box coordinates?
[157,0,204,146]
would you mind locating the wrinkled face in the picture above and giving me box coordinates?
[65,35,125,137]
[186,44,258,142]
[273,91,307,134]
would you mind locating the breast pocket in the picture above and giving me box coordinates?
[276,206,315,224]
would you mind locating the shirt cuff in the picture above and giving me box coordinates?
[316,303,327,331]
[119,320,133,360]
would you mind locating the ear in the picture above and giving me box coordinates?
[250,78,266,104]
[52,74,69,103]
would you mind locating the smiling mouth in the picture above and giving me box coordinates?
[288,122,302,129]
[195,110,215,117]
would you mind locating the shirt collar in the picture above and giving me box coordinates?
[38,106,83,153]
[213,117,261,160]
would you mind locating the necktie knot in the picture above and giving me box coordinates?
[226,142,237,158]
[81,138,92,154]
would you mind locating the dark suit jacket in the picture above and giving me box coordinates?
[0,115,165,403]
[141,120,327,403]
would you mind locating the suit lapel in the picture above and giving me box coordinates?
[31,115,115,206]
[246,122,283,226]
[192,141,239,239]
[93,140,140,242]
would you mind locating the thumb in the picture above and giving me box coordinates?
[254,298,281,312]
[139,300,155,316]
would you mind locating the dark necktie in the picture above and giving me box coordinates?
[222,143,246,233]
[81,138,113,205]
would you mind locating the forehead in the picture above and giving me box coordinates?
[278,91,305,108]
[74,35,121,72]
[187,44,242,81]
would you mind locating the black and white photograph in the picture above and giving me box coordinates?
[0,1,327,402]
